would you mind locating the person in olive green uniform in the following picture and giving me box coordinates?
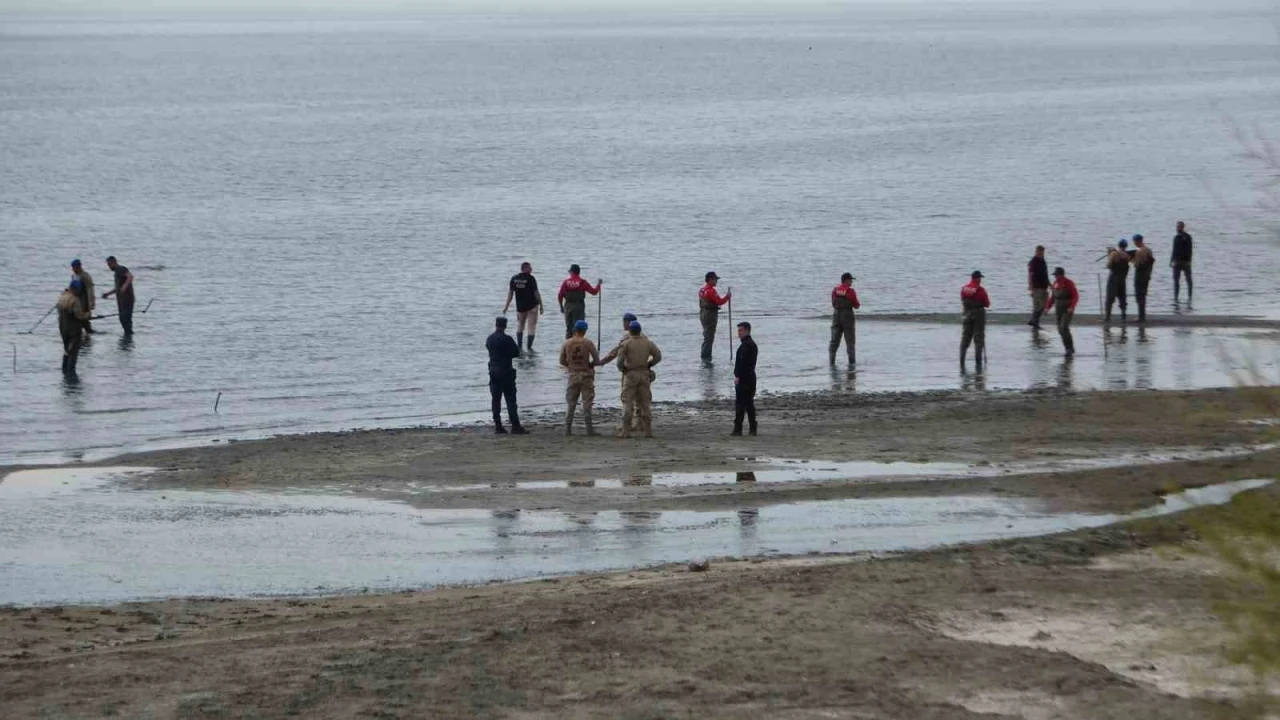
[1130,234,1155,323]
[698,271,731,363]
[559,319,600,436]
[57,280,92,376]
[829,272,860,365]
[557,264,602,339]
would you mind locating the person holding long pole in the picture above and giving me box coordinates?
[698,271,731,366]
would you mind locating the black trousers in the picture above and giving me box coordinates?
[734,378,757,433]
[1134,271,1151,321]
[489,370,521,428]
[1105,274,1128,318]
[118,294,135,334]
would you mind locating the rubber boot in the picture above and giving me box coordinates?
[527,334,535,351]
[828,349,836,366]
[585,409,598,436]
[565,406,575,436]
[516,332,523,349]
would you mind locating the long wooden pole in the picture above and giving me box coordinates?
[727,289,734,363]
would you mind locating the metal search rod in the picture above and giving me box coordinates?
[23,306,56,334]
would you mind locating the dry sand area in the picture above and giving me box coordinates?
[3,386,1279,719]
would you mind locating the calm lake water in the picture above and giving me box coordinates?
[4,4,1280,464]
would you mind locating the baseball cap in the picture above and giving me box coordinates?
[1118,238,1129,248]
[569,264,581,274]
[622,312,637,322]
[574,320,588,332]
[70,278,83,290]
[1132,234,1143,242]
[705,271,719,282]
[1053,267,1066,276]
[629,320,641,332]
[70,259,81,268]
[971,270,984,279]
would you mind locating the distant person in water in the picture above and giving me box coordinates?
[960,270,990,370]
[1027,245,1049,330]
[1171,221,1193,303]
[57,280,91,376]
[557,264,602,340]
[698,271,731,364]
[503,261,543,351]
[69,259,95,335]
[486,316,527,435]
[829,273,860,365]
[1044,266,1079,356]
[1130,235,1155,323]
[102,256,135,335]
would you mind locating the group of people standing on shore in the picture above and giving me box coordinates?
[490,222,1195,438]
[54,257,135,377]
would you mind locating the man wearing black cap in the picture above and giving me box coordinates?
[1130,235,1155,323]
[557,264,602,340]
[698,272,731,363]
[1044,267,1079,356]
[732,321,758,436]
[829,273,860,365]
[960,270,990,369]
[486,317,527,435]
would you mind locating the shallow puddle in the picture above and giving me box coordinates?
[0,467,1268,606]
[403,446,1275,493]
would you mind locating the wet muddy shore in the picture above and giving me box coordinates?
[2,386,1278,718]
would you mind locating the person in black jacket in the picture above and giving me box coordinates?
[486,316,528,435]
[1171,221,1193,302]
[1027,245,1050,329]
[732,321,758,436]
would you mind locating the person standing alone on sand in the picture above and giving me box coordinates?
[102,256,135,335]
[829,273,860,365]
[1044,267,1079,356]
[559,319,600,436]
[1130,235,1155,323]
[557,265,602,340]
[698,271,731,364]
[504,262,543,351]
[1171,221,1193,303]
[486,317,527,435]
[960,271,990,370]
[732,321,758,436]
[1027,245,1049,329]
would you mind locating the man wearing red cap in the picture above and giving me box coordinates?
[699,271,731,364]
[960,270,990,369]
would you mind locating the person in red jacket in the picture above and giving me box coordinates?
[1043,266,1079,356]
[698,271,732,363]
[557,264,602,340]
[829,272,861,365]
[960,270,990,369]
